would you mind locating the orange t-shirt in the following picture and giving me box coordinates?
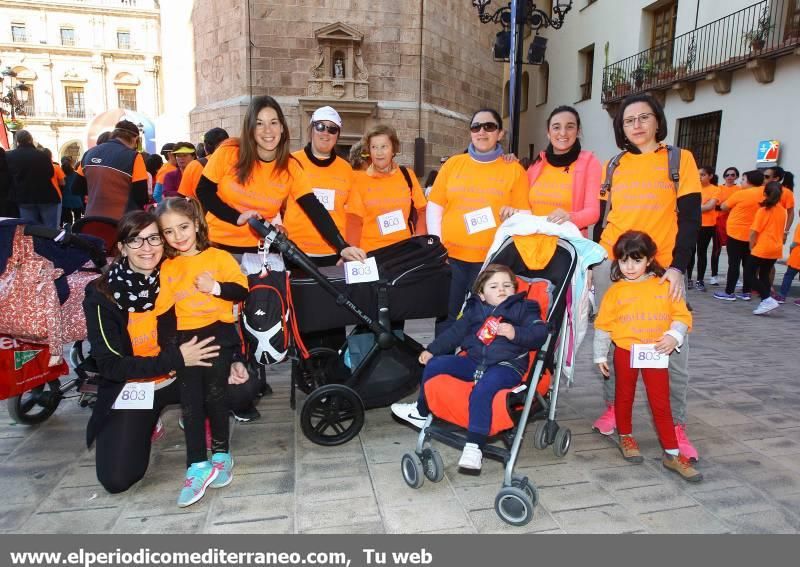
[724,187,763,241]
[781,187,795,213]
[428,154,529,262]
[717,184,739,204]
[787,223,800,270]
[594,276,692,351]
[700,184,720,227]
[750,205,787,260]
[202,144,313,248]
[155,162,176,185]
[50,163,65,199]
[283,150,354,255]
[127,310,171,384]
[528,161,573,216]
[154,247,248,331]
[599,147,701,268]
[347,167,427,253]
[177,159,204,200]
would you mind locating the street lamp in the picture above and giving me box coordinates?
[0,66,30,144]
[472,1,573,154]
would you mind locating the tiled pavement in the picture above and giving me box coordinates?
[1,264,799,534]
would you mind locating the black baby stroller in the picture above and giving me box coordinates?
[247,219,451,446]
[399,230,582,526]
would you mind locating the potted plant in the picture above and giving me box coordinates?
[743,8,773,51]
[656,65,676,82]
[631,56,654,89]
[605,67,629,97]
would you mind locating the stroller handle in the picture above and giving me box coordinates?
[247,218,394,343]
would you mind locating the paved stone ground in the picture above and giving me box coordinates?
[1,263,799,534]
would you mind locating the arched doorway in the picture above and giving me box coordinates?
[60,140,82,163]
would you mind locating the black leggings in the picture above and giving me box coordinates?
[747,256,777,300]
[710,225,723,277]
[688,226,716,281]
[725,237,752,295]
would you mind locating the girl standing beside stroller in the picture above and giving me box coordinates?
[154,197,249,507]
[593,230,702,482]
[392,264,547,471]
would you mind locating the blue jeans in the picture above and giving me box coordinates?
[18,203,60,229]
[779,265,799,297]
[418,355,521,446]
[434,258,483,338]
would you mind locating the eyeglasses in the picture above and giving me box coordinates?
[470,122,500,133]
[622,113,655,128]
[125,234,163,249]
[312,122,340,135]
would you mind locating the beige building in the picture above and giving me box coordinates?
[189,0,505,176]
[0,0,161,159]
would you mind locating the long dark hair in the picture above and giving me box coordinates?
[700,166,718,186]
[610,230,665,281]
[760,181,783,209]
[235,95,295,184]
[95,211,160,301]
[547,105,581,129]
[613,93,668,153]
[155,197,210,258]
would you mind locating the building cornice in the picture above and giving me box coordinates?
[0,0,158,19]
[0,42,156,61]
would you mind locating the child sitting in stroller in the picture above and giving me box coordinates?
[392,264,548,470]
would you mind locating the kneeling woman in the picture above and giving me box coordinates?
[83,211,249,494]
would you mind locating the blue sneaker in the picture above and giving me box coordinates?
[736,293,752,301]
[210,452,234,488]
[713,291,736,301]
[177,461,218,507]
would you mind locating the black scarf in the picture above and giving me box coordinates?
[545,139,582,170]
[107,257,160,313]
[304,143,337,167]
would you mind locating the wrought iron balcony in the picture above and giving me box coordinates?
[601,0,800,104]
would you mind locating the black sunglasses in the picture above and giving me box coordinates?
[469,122,500,133]
[312,122,340,135]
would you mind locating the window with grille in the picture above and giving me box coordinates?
[651,1,678,70]
[117,88,137,111]
[60,28,75,46]
[117,31,131,50]
[578,44,595,101]
[676,111,722,170]
[22,85,35,117]
[11,24,27,43]
[787,0,800,39]
[65,86,85,119]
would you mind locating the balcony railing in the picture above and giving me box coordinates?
[602,0,800,104]
[65,107,86,119]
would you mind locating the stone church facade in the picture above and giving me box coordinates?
[189,0,504,176]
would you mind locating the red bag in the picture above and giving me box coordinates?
[0,336,68,401]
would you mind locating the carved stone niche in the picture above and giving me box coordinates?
[307,22,369,101]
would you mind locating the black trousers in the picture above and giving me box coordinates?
[725,237,752,295]
[688,226,716,282]
[747,256,777,300]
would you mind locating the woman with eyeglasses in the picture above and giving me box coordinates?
[83,211,255,494]
[426,109,529,336]
[346,124,428,253]
[196,96,365,262]
[711,166,741,287]
[517,105,600,235]
[591,93,702,462]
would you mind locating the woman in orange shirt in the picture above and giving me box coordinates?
[710,166,740,286]
[686,166,719,291]
[747,182,786,315]
[346,124,427,253]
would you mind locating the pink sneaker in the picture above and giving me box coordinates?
[151,417,165,443]
[593,404,616,436]
[674,424,698,462]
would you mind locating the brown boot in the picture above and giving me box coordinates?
[618,435,644,463]
[662,453,703,482]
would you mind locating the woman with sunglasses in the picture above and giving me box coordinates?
[711,166,741,286]
[591,93,702,462]
[196,96,365,262]
[426,109,529,336]
[83,211,254,494]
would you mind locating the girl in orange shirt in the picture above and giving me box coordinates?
[748,182,787,315]
[593,231,701,482]
[154,197,249,507]
[710,166,740,286]
[686,166,719,291]
[777,208,800,305]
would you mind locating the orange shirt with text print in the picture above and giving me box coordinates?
[154,247,248,331]
[701,184,720,227]
[599,147,701,268]
[202,144,313,248]
[347,167,427,253]
[750,205,787,260]
[594,276,692,351]
[724,187,763,242]
[428,154,529,263]
[528,161,573,217]
[126,310,171,384]
[284,150,354,255]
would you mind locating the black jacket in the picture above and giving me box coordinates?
[5,145,57,205]
[427,292,547,375]
[82,281,184,447]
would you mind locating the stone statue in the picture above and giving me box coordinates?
[354,49,369,81]
[334,58,344,79]
[310,47,325,79]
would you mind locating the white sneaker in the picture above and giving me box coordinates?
[391,402,427,428]
[458,443,483,470]
[709,276,719,286]
[753,297,779,315]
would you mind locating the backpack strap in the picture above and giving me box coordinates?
[399,165,416,230]
[599,151,626,229]
[665,144,681,191]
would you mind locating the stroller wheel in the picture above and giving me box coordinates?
[295,347,339,395]
[421,448,445,483]
[401,452,425,489]
[300,384,364,446]
[511,475,539,508]
[533,420,549,450]
[495,486,535,527]
[553,427,572,458]
[7,380,62,425]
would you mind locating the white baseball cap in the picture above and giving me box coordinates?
[310,106,342,128]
